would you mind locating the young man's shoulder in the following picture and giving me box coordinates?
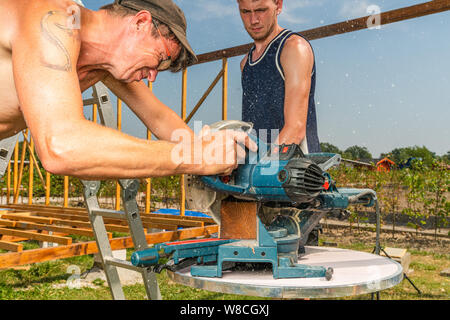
[284,33,313,55]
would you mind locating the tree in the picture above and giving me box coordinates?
[343,145,372,160]
[440,151,450,164]
[320,142,342,154]
[384,145,436,167]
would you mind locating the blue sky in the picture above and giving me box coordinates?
[82,0,450,158]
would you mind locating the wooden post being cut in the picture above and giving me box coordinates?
[220,201,257,240]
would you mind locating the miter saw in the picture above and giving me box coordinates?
[131,121,377,281]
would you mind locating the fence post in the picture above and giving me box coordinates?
[28,138,34,205]
[115,99,122,211]
[45,172,50,205]
[145,81,153,214]
[14,130,28,204]
[6,162,11,204]
[222,58,228,120]
[13,141,18,197]
[64,176,69,207]
[180,68,188,216]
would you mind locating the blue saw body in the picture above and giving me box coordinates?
[200,136,374,208]
[131,123,377,281]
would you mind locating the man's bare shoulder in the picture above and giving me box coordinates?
[10,0,80,30]
[11,0,82,72]
[283,34,313,60]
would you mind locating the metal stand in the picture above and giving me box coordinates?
[82,82,161,300]
[370,199,421,300]
[0,133,19,177]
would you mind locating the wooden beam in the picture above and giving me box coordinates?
[0,225,219,269]
[0,220,16,228]
[1,214,54,225]
[142,222,178,231]
[0,220,98,238]
[1,205,216,224]
[0,215,118,237]
[0,236,29,242]
[1,204,86,214]
[141,216,204,228]
[194,0,450,64]
[51,219,130,233]
[31,211,205,228]
[0,241,23,252]
[220,201,257,239]
[185,68,224,124]
[144,213,215,224]
[0,227,72,245]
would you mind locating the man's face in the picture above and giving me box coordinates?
[238,0,282,41]
[109,12,181,83]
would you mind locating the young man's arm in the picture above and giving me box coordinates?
[240,55,248,72]
[275,36,314,146]
[11,4,250,180]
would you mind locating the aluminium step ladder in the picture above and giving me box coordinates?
[82,82,161,300]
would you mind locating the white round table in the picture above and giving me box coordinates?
[167,246,403,299]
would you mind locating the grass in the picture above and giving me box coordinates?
[0,237,448,300]
[318,235,450,300]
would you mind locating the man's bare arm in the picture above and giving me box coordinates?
[276,36,314,146]
[103,75,193,143]
[240,55,248,72]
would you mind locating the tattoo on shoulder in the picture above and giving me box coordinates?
[40,11,76,72]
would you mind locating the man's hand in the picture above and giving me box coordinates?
[174,125,258,176]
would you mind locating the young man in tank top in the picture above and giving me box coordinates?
[238,0,320,154]
[238,0,322,248]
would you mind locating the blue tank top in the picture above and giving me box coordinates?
[242,29,320,153]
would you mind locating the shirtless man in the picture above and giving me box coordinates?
[238,0,320,153]
[0,0,256,180]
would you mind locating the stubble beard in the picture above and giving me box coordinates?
[249,16,277,42]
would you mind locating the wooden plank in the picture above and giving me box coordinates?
[0,228,72,245]
[0,211,33,217]
[1,214,53,225]
[1,204,87,215]
[33,211,203,228]
[143,212,215,224]
[0,241,23,252]
[141,216,204,228]
[3,221,97,238]
[1,205,208,230]
[33,211,128,226]
[0,225,219,269]
[2,205,215,224]
[3,204,215,221]
[0,235,29,242]
[194,0,450,64]
[0,220,16,228]
[52,219,130,233]
[142,222,178,231]
[220,201,257,239]
[33,211,89,221]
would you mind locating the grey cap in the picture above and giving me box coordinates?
[115,0,197,65]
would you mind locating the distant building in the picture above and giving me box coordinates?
[376,158,396,172]
[341,158,375,170]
